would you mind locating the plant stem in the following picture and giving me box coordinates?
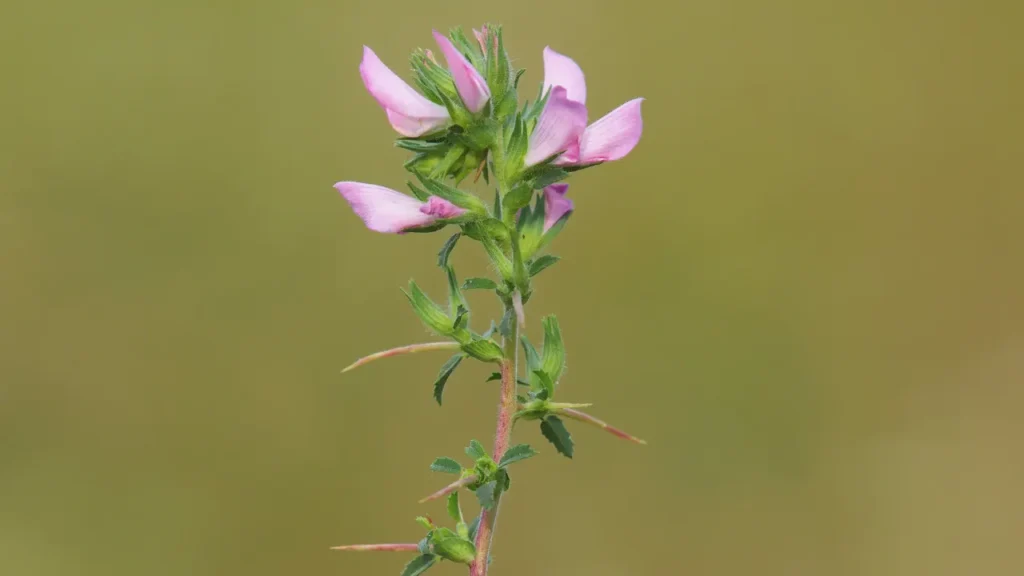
[469,304,518,576]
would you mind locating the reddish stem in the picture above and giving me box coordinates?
[469,310,519,576]
[558,408,647,445]
[419,474,479,504]
[342,341,459,373]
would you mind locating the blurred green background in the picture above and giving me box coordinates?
[2,0,1022,574]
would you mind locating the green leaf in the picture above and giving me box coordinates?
[540,415,574,458]
[405,281,453,336]
[437,233,461,268]
[433,355,464,405]
[445,267,468,316]
[400,554,437,576]
[475,481,497,510]
[502,183,534,213]
[485,372,501,382]
[467,515,482,540]
[540,316,565,383]
[498,444,538,468]
[466,439,487,460]
[461,339,504,363]
[446,491,463,523]
[395,138,448,153]
[432,536,476,564]
[478,235,513,281]
[430,457,462,474]
[415,516,433,530]
[462,277,498,291]
[529,255,560,277]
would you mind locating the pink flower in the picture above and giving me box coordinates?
[432,31,491,114]
[334,182,465,234]
[538,47,644,166]
[542,184,574,232]
[359,46,450,137]
[525,86,589,167]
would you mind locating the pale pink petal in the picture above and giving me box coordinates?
[419,196,466,219]
[575,98,644,164]
[543,47,587,105]
[385,109,446,138]
[335,182,437,234]
[542,184,574,232]
[433,31,491,114]
[360,46,449,136]
[525,87,588,167]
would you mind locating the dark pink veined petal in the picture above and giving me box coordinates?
[359,46,450,137]
[525,87,588,167]
[575,98,644,164]
[334,182,437,233]
[543,47,587,105]
[542,184,573,233]
[433,30,491,114]
[419,196,466,219]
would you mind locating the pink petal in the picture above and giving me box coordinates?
[575,98,644,164]
[419,196,466,219]
[433,31,491,114]
[334,182,437,234]
[525,87,589,167]
[359,46,449,137]
[472,29,486,52]
[543,47,587,105]
[542,184,574,233]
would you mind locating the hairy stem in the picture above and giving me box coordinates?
[469,305,518,576]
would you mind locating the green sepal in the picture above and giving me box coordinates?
[437,233,461,268]
[405,281,454,336]
[416,175,488,215]
[540,316,565,383]
[510,235,530,297]
[395,138,448,153]
[498,444,538,468]
[401,554,437,576]
[461,338,504,363]
[430,456,463,474]
[446,491,463,524]
[533,370,555,400]
[463,277,498,291]
[433,355,464,405]
[445,267,469,317]
[478,235,514,281]
[415,516,434,530]
[520,336,541,372]
[407,180,432,202]
[529,255,560,277]
[466,440,487,460]
[432,535,476,565]
[540,415,574,458]
[533,210,571,255]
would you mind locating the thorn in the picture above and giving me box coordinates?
[556,407,647,445]
[331,543,420,552]
[419,475,479,504]
[342,342,460,373]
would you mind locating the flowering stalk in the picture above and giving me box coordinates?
[331,25,646,575]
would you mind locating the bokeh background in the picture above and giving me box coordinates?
[2,1,1022,574]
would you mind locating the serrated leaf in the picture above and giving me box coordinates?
[498,444,538,468]
[466,439,487,460]
[529,255,560,277]
[400,554,437,576]
[540,316,565,383]
[437,233,461,268]
[461,339,504,363]
[446,491,463,523]
[432,536,476,564]
[430,457,462,474]
[433,355,463,406]
[462,277,498,291]
[540,415,574,458]
[475,481,497,510]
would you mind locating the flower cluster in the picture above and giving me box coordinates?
[332,25,645,576]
